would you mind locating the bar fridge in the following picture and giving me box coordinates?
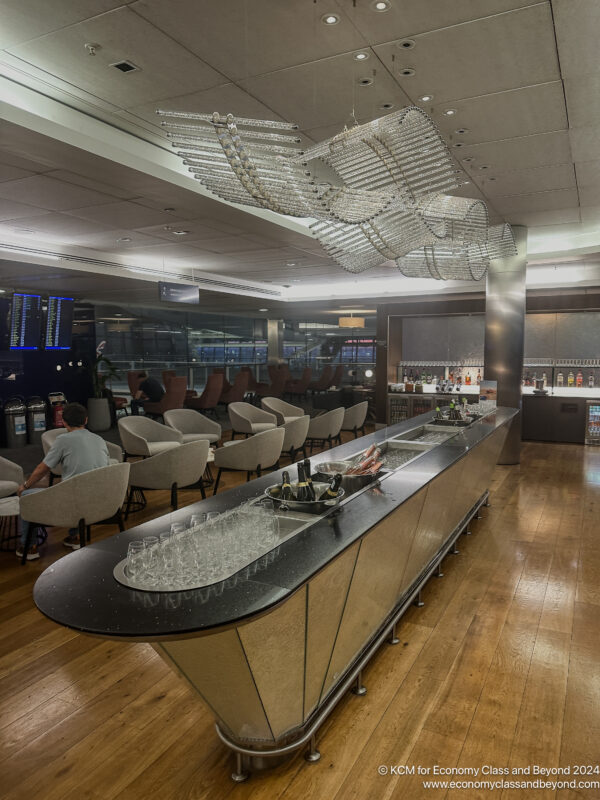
[585,400,600,445]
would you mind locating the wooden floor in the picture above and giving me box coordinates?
[1,439,599,800]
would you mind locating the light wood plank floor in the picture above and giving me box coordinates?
[1,440,599,800]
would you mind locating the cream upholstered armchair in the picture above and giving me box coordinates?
[213,428,285,494]
[0,455,24,498]
[260,397,304,426]
[228,402,277,439]
[163,409,221,445]
[118,416,182,458]
[42,429,123,484]
[306,407,345,451]
[19,462,130,562]
[125,440,209,516]
[280,415,310,462]
[339,401,369,441]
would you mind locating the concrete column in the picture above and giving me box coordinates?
[484,225,527,465]
[267,319,283,365]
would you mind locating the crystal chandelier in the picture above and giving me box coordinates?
[157,106,516,280]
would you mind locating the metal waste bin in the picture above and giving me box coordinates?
[26,396,47,445]
[5,397,27,449]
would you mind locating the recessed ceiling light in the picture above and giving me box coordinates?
[171,229,190,235]
[462,157,474,163]
[163,207,175,212]
[453,142,464,148]
[372,0,391,11]
[118,237,132,242]
[286,261,297,266]
[292,279,301,282]
[488,177,497,181]
[321,13,340,24]
[443,108,457,116]
[259,308,269,312]
[353,51,369,61]
[398,39,415,49]
[380,102,394,109]
[399,67,415,77]
[358,76,374,86]
[455,128,469,135]
[0,289,5,294]
[479,165,490,170]
[419,94,433,102]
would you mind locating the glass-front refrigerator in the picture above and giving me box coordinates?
[585,400,600,445]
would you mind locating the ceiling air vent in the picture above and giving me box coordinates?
[110,60,140,73]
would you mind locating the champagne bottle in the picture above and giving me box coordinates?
[296,463,309,501]
[303,458,316,501]
[318,473,342,500]
[280,470,293,501]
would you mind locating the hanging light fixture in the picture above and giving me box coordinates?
[157,106,516,281]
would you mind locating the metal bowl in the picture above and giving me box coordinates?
[315,461,382,494]
[265,481,345,515]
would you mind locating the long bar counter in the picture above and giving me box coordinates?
[34,406,516,779]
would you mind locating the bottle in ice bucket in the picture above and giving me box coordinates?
[296,462,309,501]
[303,458,316,501]
[279,471,293,501]
[318,473,343,500]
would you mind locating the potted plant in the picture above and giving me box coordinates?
[87,341,121,431]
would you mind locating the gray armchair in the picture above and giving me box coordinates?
[228,402,277,439]
[125,440,210,516]
[213,428,284,494]
[163,408,221,445]
[19,462,130,561]
[0,455,24,498]
[307,407,345,452]
[118,416,182,458]
[260,397,304,426]
[339,401,369,440]
[281,415,310,462]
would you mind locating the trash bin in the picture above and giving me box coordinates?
[5,397,27,449]
[26,396,47,445]
[48,392,67,428]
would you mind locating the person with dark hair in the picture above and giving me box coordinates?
[131,371,164,415]
[16,402,110,559]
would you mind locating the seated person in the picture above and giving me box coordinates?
[16,402,110,560]
[131,371,165,415]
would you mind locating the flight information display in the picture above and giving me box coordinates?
[45,296,74,350]
[9,293,42,350]
[158,281,199,304]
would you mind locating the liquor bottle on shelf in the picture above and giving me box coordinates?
[476,369,481,385]
[402,368,408,383]
[409,369,414,383]
[542,372,548,388]
[465,371,471,385]
[589,373,595,388]
[576,369,583,388]
[532,371,537,385]
[318,473,343,500]
[557,372,564,387]
[296,462,309,501]
[449,369,454,384]
[303,458,316,501]
[279,471,293,501]
[567,371,575,387]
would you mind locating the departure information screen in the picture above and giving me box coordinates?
[9,293,42,350]
[45,295,74,350]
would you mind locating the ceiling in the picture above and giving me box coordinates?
[0,0,598,302]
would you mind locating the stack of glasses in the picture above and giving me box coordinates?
[125,503,281,592]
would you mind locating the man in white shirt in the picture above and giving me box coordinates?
[16,402,110,560]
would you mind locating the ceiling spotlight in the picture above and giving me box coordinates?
[321,13,340,24]
[479,165,490,170]
[399,67,415,77]
[488,177,497,181]
[397,39,415,49]
[353,51,369,61]
[118,237,132,242]
[455,128,469,135]
[462,157,474,163]
[372,0,391,11]
[0,289,5,294]
[259,308,269,312]
[286,261,297,266]
[358,76,374,86]
[419,94,433,102]
[380,102,394,109]
[443,108,457,116]
[453,142,464,148]
[163,207,175,212]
